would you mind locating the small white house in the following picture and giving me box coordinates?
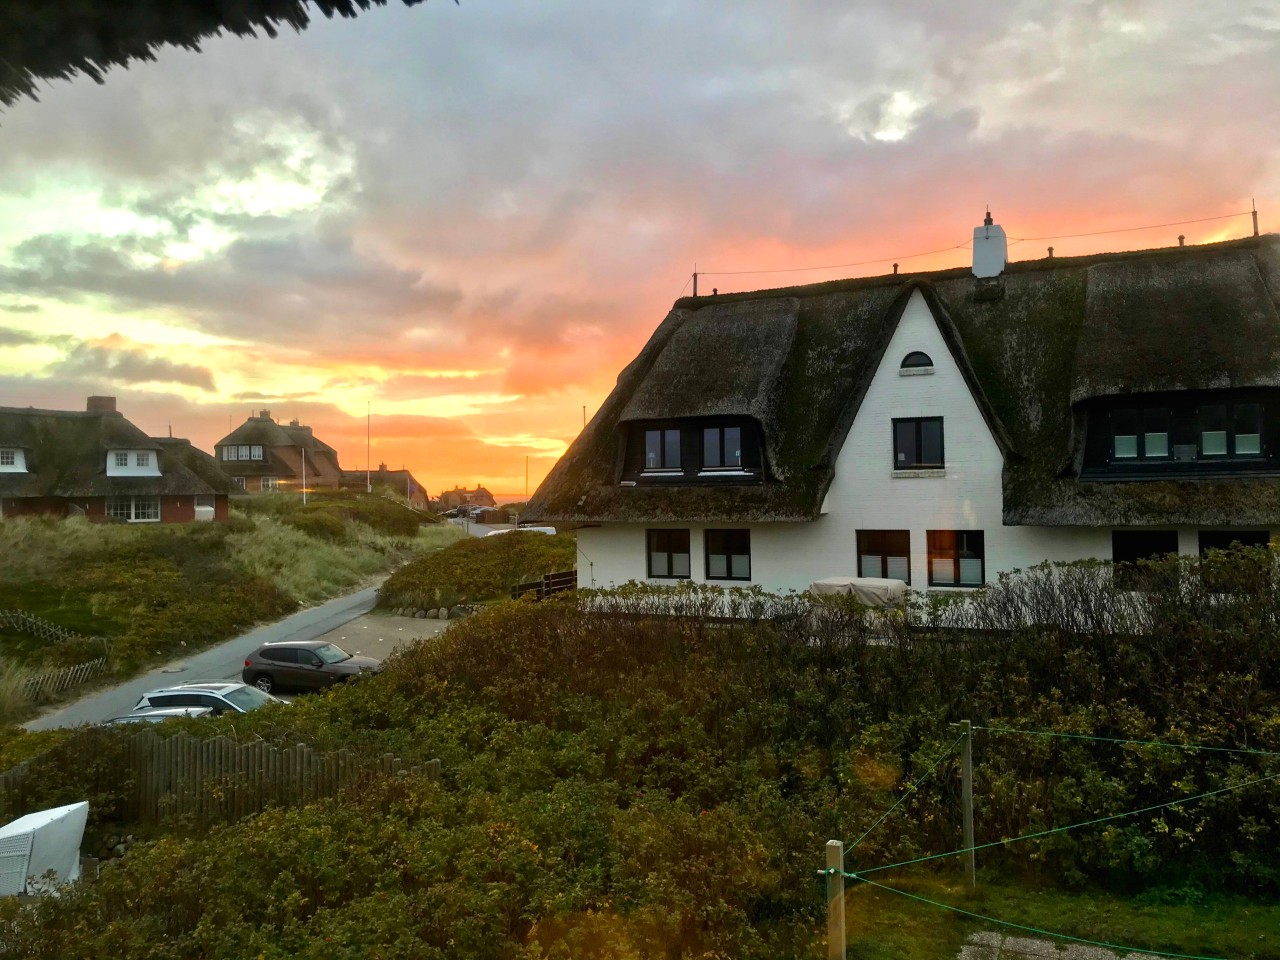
[523,222,1280,593]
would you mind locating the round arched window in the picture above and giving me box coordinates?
[901,351,934,369]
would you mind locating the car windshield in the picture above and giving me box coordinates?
[313,643,351,664]
[224,686,278,710]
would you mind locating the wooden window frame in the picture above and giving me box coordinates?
[643,428,682,472]
[927,530,986,587]
[857,529,911,584]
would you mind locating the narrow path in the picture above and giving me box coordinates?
[23,583,384,731]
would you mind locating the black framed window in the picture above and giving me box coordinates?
[1112,408,1139,459]
[1234,404,1262,456]
[901,351,934,369]
[644,429,681,470]
[857,530,910,583]
[1111,407,1172,461]
[1200,405,1228,457]
[702,426,743,469]
[893,418,944,469]
[647,529,691,579]
[705,529,750,580]
[928,531,985,587]
[1112,530,1178,590]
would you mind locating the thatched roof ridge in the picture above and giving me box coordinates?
[0,0,436,108]
[154,437,234,494]
[524,233,1280,527]
[0,407,225,498]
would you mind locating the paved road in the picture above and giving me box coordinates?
[449,518,513,538]
[24,584,385,731]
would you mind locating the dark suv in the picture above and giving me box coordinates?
[242,641,381,694]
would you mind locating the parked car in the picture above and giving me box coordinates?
[132,681,285,715]
[486,526,556,536]
[241,640,381,694]
[105,706,214,725]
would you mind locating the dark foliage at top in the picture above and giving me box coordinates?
[0,0,444,107]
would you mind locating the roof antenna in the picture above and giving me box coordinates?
[983,206,993,227]
[168,423,172,438]
[1253,198,1260,237]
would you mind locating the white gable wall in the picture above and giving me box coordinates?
[574,290,1273,593]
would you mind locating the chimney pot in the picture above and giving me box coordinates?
[1047,246,1054,258]
[86,396,116,415]
[259,409,272,420]
[972,212,1008,279]
[1178,235,1185,247]
[893,263,899,274]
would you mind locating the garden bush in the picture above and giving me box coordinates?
[379,531,577,608]
[4,551,1280,958]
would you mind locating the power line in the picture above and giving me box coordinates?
[1008,211,1252,243]
[698,242,971,277]
[850,876,1229,960]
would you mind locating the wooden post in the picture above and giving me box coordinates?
[826,839,846,960]
[961,720,976,892]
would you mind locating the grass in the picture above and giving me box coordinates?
[840,873,1280,959]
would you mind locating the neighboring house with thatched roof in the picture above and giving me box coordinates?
[438,485,497,509]
[0,396,231,522]
[523,219,1280,592]
[339,463,430,509]
[214,411,343,494]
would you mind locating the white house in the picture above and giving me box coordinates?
[523,222,1280,593]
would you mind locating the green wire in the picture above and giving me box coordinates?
[974,724,1280,758]
[848,770,1280,877]
[844,732,966,853]
[849,875,1228,960]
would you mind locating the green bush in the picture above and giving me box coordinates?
[5,553,1280,958]
[379,531,577,608]
[281,510,349,542]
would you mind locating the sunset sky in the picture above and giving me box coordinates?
[0,1,1277,497]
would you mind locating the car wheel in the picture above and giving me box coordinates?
[253,673,275,694]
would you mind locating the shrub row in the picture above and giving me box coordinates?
[379,531,577,608]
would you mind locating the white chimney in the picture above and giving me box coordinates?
[972,210,1007,278]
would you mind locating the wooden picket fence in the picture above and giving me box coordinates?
[0,610,106,650]
[21,657,110,702]
[0,728,443,827]
[510,569,577,601]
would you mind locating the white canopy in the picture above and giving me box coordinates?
[0,801,88,896]
[808,577,908,608]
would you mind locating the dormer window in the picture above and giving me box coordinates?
[0,448,23,472]
[136,452,150,468]
[114,452,129,467]
[702,426,742,470]
[644,429,681,471]
[0,450,12,467]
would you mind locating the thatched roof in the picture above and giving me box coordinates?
[214,414,341,478]
[0,0,439,108]
[524,233,1280,528]
[0,407,227,498]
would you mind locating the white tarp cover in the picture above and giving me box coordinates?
[808,577,908,607]
[0,801,88,895]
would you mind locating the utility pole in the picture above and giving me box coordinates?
[301,452,307,506]
[692,266,698,297]
[825,840,846,960]
[961,720,976,892]
[366,400,372,494]
[1254,198,1260,237]
[582,404,586,428]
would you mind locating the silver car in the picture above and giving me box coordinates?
[133,681,285,716]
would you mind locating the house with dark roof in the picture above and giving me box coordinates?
[339,463,430,509]
[522,218,1280,592]
[438,486,497,510]
[214,411,343,494]
[0,396,231,523]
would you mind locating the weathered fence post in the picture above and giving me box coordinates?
[961,719,976,893]
[825,839,846,960]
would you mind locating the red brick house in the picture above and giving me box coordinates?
[438,485,497,510]
[214,411,343,493]
[0,396,231,522]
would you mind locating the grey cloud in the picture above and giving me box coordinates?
[0,326,41,346]
[49,342,217,392]
[0,303,40,314]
